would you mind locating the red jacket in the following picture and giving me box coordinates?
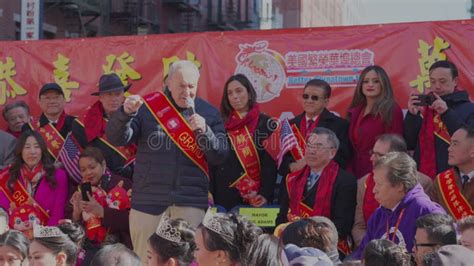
[347,103,404,179]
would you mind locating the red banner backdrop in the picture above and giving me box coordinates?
[1,19,474,129]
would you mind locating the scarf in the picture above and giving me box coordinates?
[83,101,106,143]
[289,161,339,218]
[224,104,260,135]
[6,128,21,138]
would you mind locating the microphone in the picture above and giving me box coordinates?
[186,98,202,134]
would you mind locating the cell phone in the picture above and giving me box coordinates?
[80,182,92,201]
[414,93,436,106]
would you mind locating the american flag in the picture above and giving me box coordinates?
[58,134,82,184]
[277,119,298,167]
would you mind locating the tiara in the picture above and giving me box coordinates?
[155,213,182,244]
[33,224,66,238]
[202,208,233,239]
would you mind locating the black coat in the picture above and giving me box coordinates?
[71,117,135,180]
[278,109,351,177]
[22,113,76,138]
[210,113,278,211]
[276,166,357,239]
[404,90,474,174]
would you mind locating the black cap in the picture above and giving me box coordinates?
[39,83,64,97]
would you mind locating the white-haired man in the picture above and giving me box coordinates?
[106,60,228,262]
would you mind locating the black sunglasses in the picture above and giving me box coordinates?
[302,94,324,101]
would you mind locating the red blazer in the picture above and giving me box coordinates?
[348,103,404,179]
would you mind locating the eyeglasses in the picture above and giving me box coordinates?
[369,150,385,157]
[302,94,325,101]
[307,143,336,150]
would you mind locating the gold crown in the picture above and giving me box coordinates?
[155,213,182,244]
[33,224,66,238]
[202,208,233,239]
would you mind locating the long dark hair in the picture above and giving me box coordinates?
[148,218,196,265]
[33,224,81,266]
[220,74,257,121]
[8,131,56,190]
[348,65,396,126]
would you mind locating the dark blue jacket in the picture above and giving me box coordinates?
[404,90,474,174]
[106,89,228,215]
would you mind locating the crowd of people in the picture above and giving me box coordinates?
[0,59,473,265]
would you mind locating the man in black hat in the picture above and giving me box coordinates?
[71,73,136,180]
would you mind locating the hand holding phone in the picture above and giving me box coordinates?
[414,93,436,106]
[80,182,92,201]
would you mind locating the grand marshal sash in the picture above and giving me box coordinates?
[0,167,50,221]
[75,119,136,166]
[27,122,65,161]
[142,91,209,177]
[437,169,474,220]
[227,126,261,201]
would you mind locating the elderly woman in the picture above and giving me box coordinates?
[352,152,445,259]
[0,131,68,229]
[70,146,132,249]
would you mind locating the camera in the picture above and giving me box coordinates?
[414,93,436,106]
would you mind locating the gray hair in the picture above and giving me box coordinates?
[374,151,417,192]
[2,100,30,120]
[168,60,200,80]
[312,127,340,151]
[91,243,140,266]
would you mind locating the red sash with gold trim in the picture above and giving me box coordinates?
[0,167,50,221]
[437,169,474,220]
[290,124,305,160]
[75,118,137,166]
[285,162,352,255]
[98,128,136,166]
[142,91,209,176]
[27,122,65,160]
[228,126,261,201]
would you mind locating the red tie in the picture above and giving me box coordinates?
[306,119,314,135]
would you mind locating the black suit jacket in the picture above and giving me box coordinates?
[276,165,357,238]
[278,109,351,177]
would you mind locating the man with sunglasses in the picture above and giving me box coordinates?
[352,134,434,248]
[412,213,456,265]
[278,79,351,178]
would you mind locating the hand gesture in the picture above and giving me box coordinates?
[430,93,448,115]
[123,95,143,115]
[290,159,306,173]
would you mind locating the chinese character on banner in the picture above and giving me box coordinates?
[53,53,79,102]
[102,52,142,85]
[409,37,450,93]
[162,51,201,80]
[0,57,27,105]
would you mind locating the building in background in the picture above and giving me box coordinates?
[0,0,471,40]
